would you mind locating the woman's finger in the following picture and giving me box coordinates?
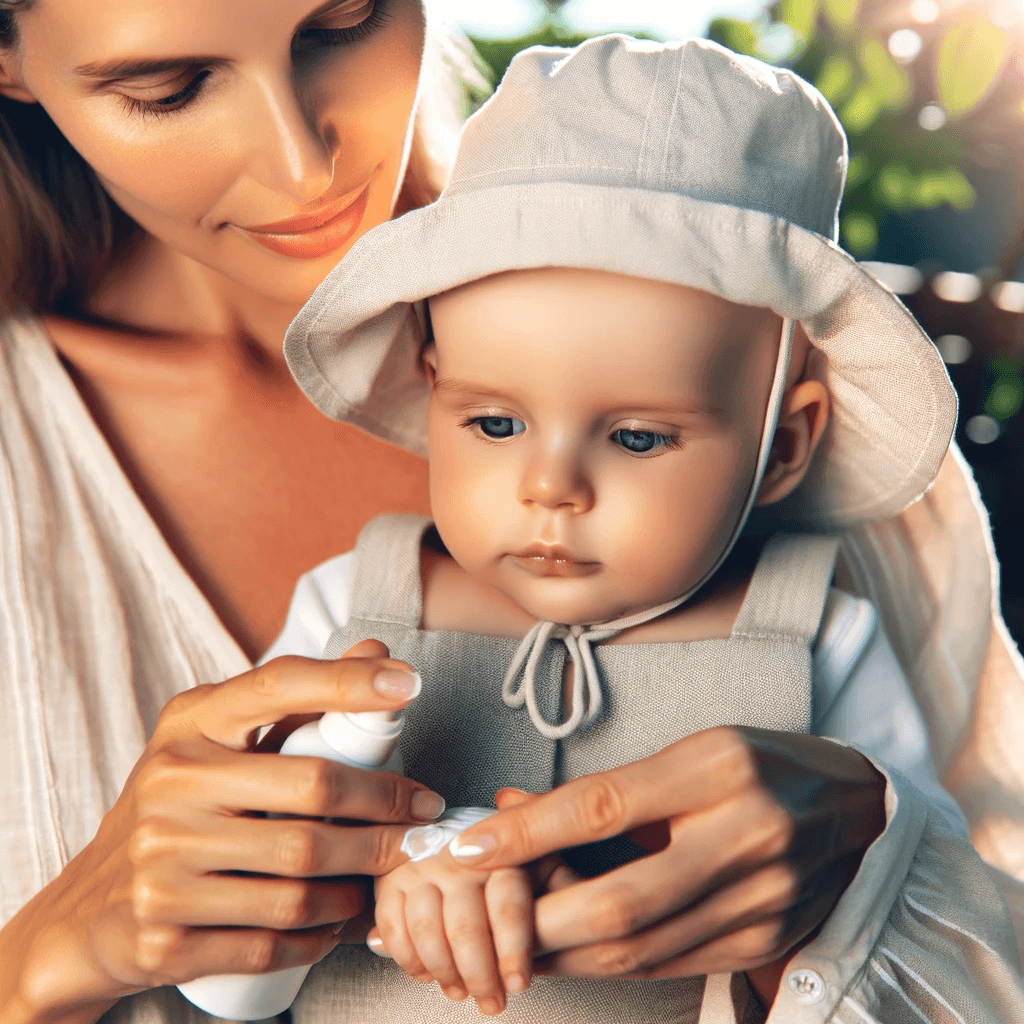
[450,728,752,868]
[132,869,364,930]
[536,860,800,978]
[135,735,443,826]
[131,814,419,880]
[532,787,789,952]
[126,922,342,988]
[154,653,422,751]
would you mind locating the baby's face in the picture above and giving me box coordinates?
[425,267,782,626]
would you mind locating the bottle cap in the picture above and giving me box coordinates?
[318,709,403,768]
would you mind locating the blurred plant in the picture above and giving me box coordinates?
[708,0,1024,263]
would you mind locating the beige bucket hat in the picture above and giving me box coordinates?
[285,33,957,532]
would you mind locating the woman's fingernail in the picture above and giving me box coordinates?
[443,985,468,1002]
[410,790,447,820]
[332,920,348,936]
[449,832,497,860]
[479,997,502,1015]
[506,973,527,993]
[366,934,392,957]
[373,668,421,699]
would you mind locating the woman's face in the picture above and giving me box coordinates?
[4,0,424,305]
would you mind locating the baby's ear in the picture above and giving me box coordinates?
[755,376,830,507]
[420,342,438,385]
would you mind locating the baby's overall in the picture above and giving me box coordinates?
[292,514,839,1024]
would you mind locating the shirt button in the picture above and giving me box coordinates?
[787,968,825,1004]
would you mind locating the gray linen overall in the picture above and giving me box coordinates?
[287,514,840,1024]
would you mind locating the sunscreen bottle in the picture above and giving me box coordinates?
[178,709,403,1020]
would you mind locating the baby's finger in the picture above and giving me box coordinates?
[485,867,534,996]
[442,885,505,1015]
[373,888,432,984]
[405,886,468,1002]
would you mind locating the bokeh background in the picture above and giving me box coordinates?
[431,0,1024,650]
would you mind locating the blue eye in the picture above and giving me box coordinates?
[472,416,526,439]
[612,429,675,454]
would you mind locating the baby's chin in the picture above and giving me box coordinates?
[508,587,674,629]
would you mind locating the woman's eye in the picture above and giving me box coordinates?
[470,416,526,440]
[295,0,388,48]
[611,429,677,455]
[119,70,212,119]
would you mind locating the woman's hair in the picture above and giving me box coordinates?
[0,2,490,318]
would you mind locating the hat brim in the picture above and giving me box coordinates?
[285,181,956,531]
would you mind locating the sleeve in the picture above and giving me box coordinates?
[767,765,1024,1023]
[811,588,968,837]
[259,551,357,664]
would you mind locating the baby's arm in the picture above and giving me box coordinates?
[374,848,534,1016]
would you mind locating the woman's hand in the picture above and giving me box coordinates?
[448,726,886,1001]
[0,641,444,1024]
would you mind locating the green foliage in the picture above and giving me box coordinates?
[708,18,759,56]
[778,0,819,39]
[468,26,592,85]
[822,0,858,31]
[936,16,1008,118]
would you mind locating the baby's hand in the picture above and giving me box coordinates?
[374,846,533,1015]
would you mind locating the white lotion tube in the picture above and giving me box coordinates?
[178,709,403,1020]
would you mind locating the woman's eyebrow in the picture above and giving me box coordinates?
[73,56,229,81]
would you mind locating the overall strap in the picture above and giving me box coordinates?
[731,533,841,643]
[346,513,433,627]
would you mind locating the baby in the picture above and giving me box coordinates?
[272,35,966,1022]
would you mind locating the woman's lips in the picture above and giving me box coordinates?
[508,545,600,579]
[235,178,373,260]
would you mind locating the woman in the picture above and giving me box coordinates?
[0,0,1018,1021]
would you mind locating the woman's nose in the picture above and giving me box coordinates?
[518,450,595,513]
[245,70,334,203]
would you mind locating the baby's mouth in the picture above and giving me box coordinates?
[507,544,600,579]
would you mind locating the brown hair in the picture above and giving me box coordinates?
[0,1,138,317]
[0,4,488,319]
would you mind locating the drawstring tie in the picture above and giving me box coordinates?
[501,596,689,740]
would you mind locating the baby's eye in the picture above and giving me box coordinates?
[611,429,677,455]
[470,416,526,439]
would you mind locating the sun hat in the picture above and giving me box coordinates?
[285,32,957,534]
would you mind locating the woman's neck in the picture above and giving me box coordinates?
[86,233,302,365]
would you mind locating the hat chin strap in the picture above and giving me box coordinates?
[502,319,796,740]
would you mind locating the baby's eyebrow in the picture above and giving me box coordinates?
[430,378,514,402]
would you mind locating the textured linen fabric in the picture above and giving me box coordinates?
[275,515,1023,1023]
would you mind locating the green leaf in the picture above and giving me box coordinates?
[816,55,855,105]
[823,0,858,30]
[859,38,910,109]
[937,16,1008,117]
[840,86,880,133]
[708,17,758,56]
[778,0,818,37]
[841,212,877,252]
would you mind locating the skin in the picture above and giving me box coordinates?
[0,3,888,1019]
[369,268,868,1011]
